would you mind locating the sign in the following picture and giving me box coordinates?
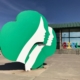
[62,42,80,49]
[0,10,57,71]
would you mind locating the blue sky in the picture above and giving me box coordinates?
[0,0,80,28]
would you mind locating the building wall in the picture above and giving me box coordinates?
[54,28,80,49]
[54,28,60,49]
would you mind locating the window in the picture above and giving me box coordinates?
[62,32,69,37]
[62,29,69,44]
[61,29,80,49]
[70,29,80,37]
[70,38,80,45]
[62,29,69,38]
[62,38,69,43]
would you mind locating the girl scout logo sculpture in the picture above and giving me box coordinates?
[0,10,57,71]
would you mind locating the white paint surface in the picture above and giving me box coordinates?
[16,17,46,63]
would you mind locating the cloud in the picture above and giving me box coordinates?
[0,0,47,14]
[0,0,21,12]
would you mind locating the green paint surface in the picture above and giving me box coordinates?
[0,10,57,69]
[31,28,57,69]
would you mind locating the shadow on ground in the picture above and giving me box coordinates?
[0,62,25,70]
[0,62,47,71]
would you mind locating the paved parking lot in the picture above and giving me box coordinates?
[0,53,80,80]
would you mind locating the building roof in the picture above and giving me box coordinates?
[49,22,80,29]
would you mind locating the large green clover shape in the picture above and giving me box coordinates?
[0,10,48,61]
[0,10,56,70]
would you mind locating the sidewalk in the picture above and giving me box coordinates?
[0,53,80,80]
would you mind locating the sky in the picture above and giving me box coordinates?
[0,0,80,28]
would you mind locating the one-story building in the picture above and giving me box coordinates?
[49,22,80,50]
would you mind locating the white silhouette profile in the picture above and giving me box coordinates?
[16,17,54,71]
[46,26,54,46]
[25,27,54,71]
